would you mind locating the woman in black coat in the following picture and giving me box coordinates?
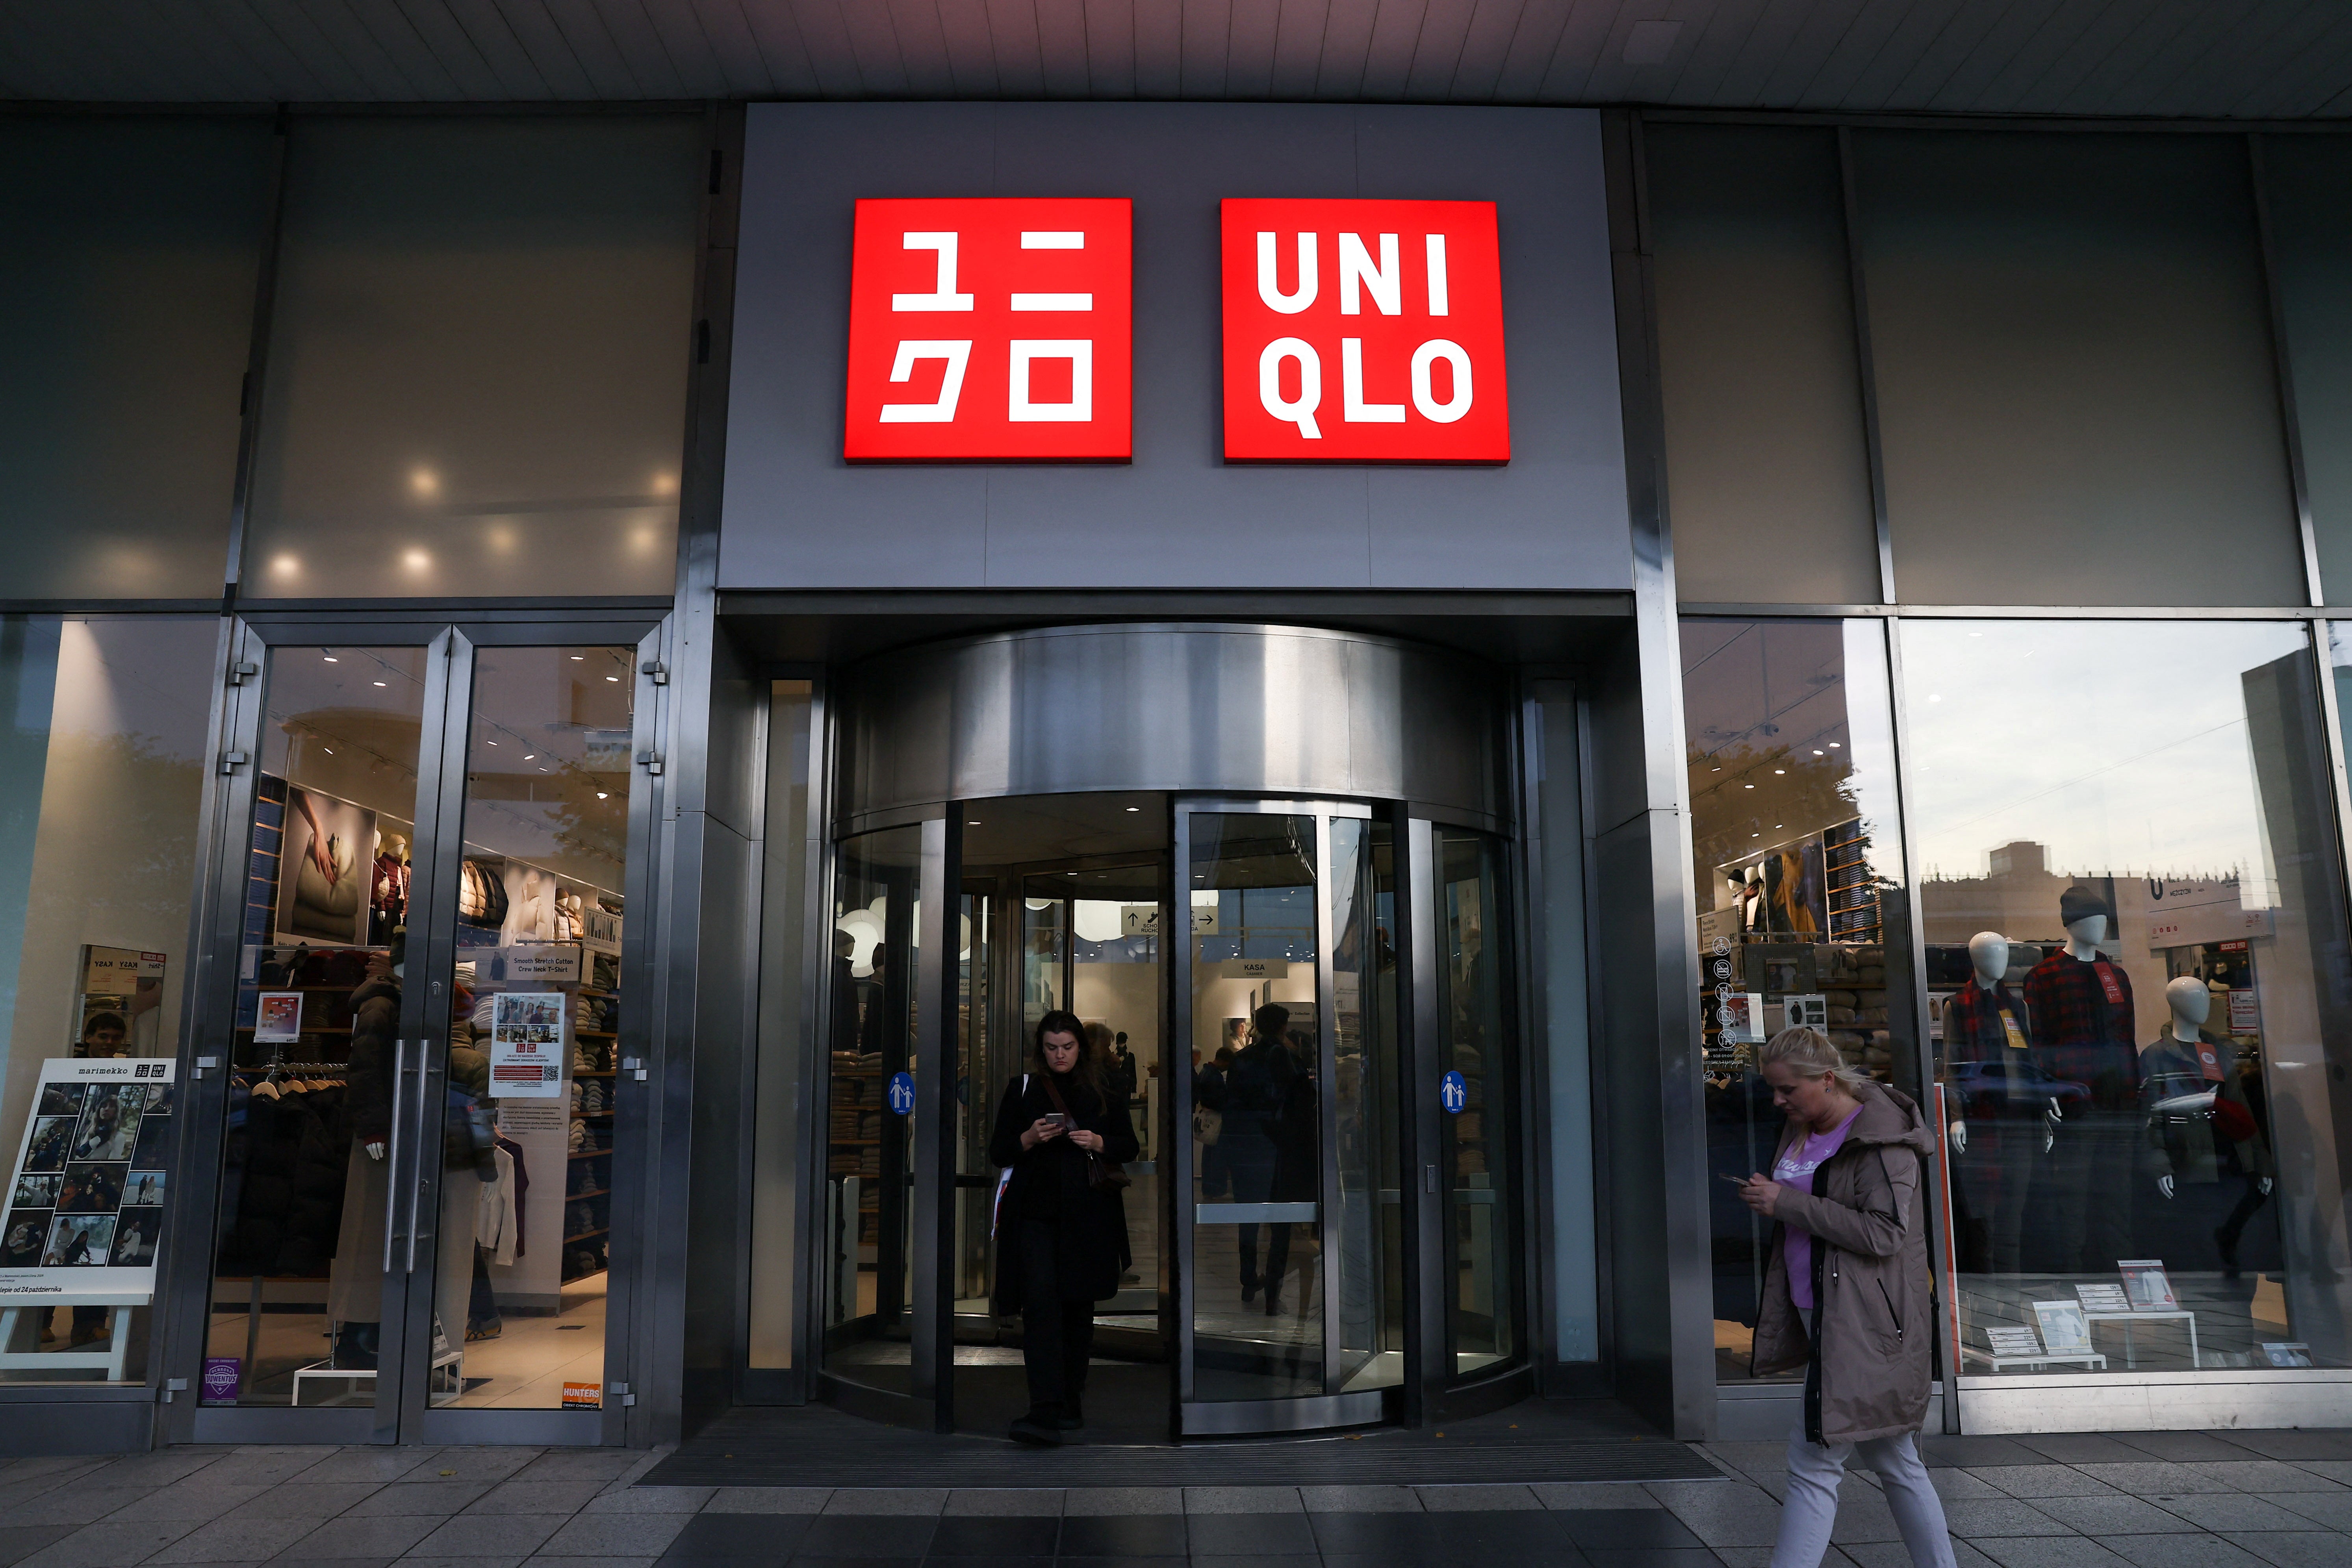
[987,1008,1137,1446]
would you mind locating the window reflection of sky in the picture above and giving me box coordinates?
[1900,620,2304,893]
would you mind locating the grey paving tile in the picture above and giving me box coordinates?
[2204,1462,2348,1494]
[394,1449,544,1485]
[109,1484,274,1524]
[15,1516,202,1568]
[1062,1489,1182,1516]
[820,1489,948,1516]
[1921,1437,2057,1470]
[1414,1485,1541,1510]
[0,1462,109,1487]
[392,1558,527,1568]
[2152,1492,2329,1532]
[0,1487,156,1527]
[701,1487,832,1514]
[2220,1433,2352,1463]
[594,1450,673,1496]
[0,1473,104,1514]
[284,1449,443,1485]
[189,1452,332,1488]
[459,1482,605,1516]
[1825,1486,1903,1545]
[0,1525,74,1568]
[275,1513,442,1560]
[1842,1546,1963,1568]
[1182,1489,1300,1514]
[404,1514,564,1557]
[1184,1514,1318,1555]
[1646,1480,1780,1548]
[2257,1490,2352,1530]
[72,1455,223,1490]
[521,1559,660,1568]
[1966,1467,2122,1500]
[2221,1533,2352,1568]
[2113,1433,2265,1464]
[218,1482,385,1520]
[1297,1486,1420,1512]
[344,1481,493,1517]
[2069,1463,2238,1496]
[2013,1436,2151,1465]
[941,1490,1063,1516]
[2284,1461,2352,1488]
[1966,1539,2133,1568]
[530,1514,690,1558]
[2076,1536,2267,1568]
[1543,1482,1666,1510]
[504,1452,640,1484]
[1928,1470,2010,1501]
[579,1485,712,1514]
[1938,1498,2071,1537]
[143,1512,319,1563]
[2021,1495,2198,1534]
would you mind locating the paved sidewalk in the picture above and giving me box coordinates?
[3,1429,2352,1566]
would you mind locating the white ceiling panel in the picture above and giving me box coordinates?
[5,0,2352,114]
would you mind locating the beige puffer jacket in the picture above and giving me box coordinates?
[1749,1081,1940,1445]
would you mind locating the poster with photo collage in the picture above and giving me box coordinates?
[0,1058,175,1304]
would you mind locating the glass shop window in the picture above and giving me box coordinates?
[241,116,702,601]
[0,616,218,1383]
[1679,618,1919,1383]
[1911,620,2352,1377]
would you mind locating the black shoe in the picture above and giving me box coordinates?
[1009,1415,1062,1446]
[1264,1293,1283,1316]
[1057,1402,1084,1430]
[1241,1281,1259,1304]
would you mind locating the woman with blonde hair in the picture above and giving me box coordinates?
[1735,1027,1956,1568]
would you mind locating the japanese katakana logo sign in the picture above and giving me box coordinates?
[842,197,1133,462]
[1219,198,1510,463]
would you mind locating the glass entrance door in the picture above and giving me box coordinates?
[1172,801,1404,1434]
[187,625,655,1442]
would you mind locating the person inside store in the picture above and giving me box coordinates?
[1735,1027,1956,1568]
[77,1011,129,1058]
[987,1008,1137,1446]
[1223,1004,1302,1314]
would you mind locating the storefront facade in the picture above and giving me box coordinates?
[5,97,2352,1454]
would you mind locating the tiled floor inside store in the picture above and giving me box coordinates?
[7,1425,2352,1567]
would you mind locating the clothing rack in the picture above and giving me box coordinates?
[235,1061,345,1076]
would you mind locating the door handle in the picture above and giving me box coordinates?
[382,1039,408,1273]
[406,1047,433,1273]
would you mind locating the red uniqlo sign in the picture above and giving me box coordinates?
[844,198,1132,462]
[1220,198,1509,463]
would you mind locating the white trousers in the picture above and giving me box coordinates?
[1773,1413,1959,1568]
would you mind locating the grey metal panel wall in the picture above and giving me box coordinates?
[836,623,1500,825]
[720,103,1630,593]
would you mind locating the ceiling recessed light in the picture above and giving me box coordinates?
[605,675,619,682]
[968,820,981,826]
[1125,806,1140,812]
[571,655,584,661]
[322,655,338,663]
[322,747,333,754]
[373,681,387,688]
[597,791,608,799]
[1773,769,1785,775]
[486,740,497,746]
[523,754,535,761]
[1744,784,1755,790]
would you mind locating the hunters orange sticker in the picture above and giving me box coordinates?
[562,1382,602,1409]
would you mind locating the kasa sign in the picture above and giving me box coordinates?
[842,196,1508,465]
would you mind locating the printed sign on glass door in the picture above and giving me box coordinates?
[1220,198,1510,463]
[844,198,1133,462]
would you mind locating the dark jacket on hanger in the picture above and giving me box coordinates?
[987,1071,1137,1310]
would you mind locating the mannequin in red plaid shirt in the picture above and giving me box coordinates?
[2023,885,2143,1273]
[1945,932,2055,1276]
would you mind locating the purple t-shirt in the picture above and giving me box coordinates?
[1775,1106,1863,1313]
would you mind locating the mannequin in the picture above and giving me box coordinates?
[2022,885,2141,1274]
[326,936,490,1371]
[1943,931,2051,1276]
[2141,975,2274,1275]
